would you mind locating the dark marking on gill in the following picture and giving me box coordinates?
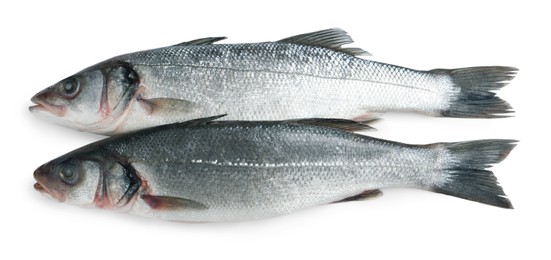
[80,60,136,75]
[94,60,141,114]
[116,163,142,207]
[113,66,140,111]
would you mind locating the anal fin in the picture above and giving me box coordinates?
[142,194,208,211]
[333,190,383,203]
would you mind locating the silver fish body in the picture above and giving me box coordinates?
[33,117,515,222]
[30,29,517,135]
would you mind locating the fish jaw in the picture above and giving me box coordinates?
[34,182,56,201]
[33,165,66,202]
[28,87,117,134]
[29,90,66,117]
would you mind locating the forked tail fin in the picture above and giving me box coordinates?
[432,139,517,208]
[432,66,518,118]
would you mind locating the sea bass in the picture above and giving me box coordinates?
[29,28,517,135]
[33,117,516,222]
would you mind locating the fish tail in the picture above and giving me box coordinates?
[432,66,518,118]
[431,139,517,208]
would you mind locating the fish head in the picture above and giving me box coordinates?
[34,152,141,210]
[30,61,140,134]
[34,156,99,206]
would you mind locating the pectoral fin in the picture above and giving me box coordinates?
[333,190,383,203]
[142,194,208,211]
[138,97,197,115]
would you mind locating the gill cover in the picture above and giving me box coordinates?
[96,61,140,119]
[94,160,141,209]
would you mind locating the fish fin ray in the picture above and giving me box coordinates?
[431,139,517,208]
[352,112,383,123]
[141,194,208,211]
[175,114,227,126]
[173,37,227,46]
[434,66,518,118]
[333,190,383,203]
[289,118,377,132]
[278,28,371,56]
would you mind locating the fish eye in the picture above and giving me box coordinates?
[58,78,80,98]
[58,163,80,185]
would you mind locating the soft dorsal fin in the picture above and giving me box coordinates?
[278,28,371,56]
[173,37,227,47]
[289,118,378,132]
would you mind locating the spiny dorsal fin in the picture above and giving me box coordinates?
[290,118,378,132]
[173,37,227,47]
[278,28,371,56]
[178,114,227,126]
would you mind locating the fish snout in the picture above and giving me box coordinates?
[33,164,66,202]
[33,164,49,182]
[31,87,54,104]
[29,88,66,117]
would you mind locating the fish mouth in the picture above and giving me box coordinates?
[33,170,66,202]
[34,182,46,192]
[34,182,51,199]
[33,181,65,202]
[29,94,66,117]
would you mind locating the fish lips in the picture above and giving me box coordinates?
[33,166,66,202]
[29,90,66,117]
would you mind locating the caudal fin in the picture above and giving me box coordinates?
[432,66,517,118]
[432,139,517,208]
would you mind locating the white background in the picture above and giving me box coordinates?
[1,0,547,259]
